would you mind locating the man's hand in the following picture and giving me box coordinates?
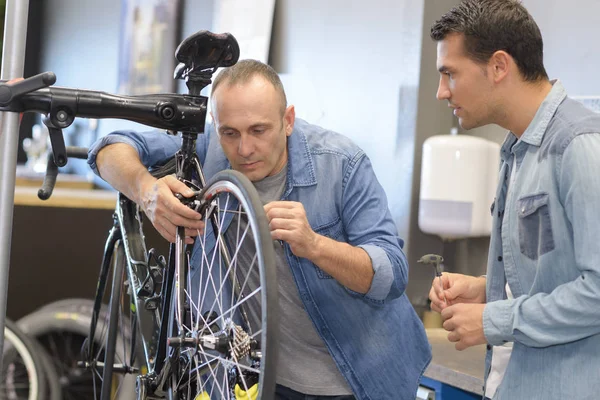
[429,273,486,312]
[264,201,319,259]
[441,303,487,350]
[138,175,204,244]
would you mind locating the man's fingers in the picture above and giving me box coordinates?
[264,201,302,213]
[270,228,291,242]
[430,302,442,313]
[160,217,204,241]
[164,175,195,197]
[162,194,203,221]
[434,278,445,297]
[184,227,202,237]
[156,223,176,243]
[437,275,458,302]
[442,318,456,331]
[444,287,458,302]
[440,305,454,321]
[429,285,445,313]
[165,208,205,230]
[428,285,438,303]
[268,217,300,232]
[455,341,467,351]
[430,301,446,313]
[447,331,459,343]
[265,208,298,221]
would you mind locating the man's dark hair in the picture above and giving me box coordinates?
[430,0,548,82]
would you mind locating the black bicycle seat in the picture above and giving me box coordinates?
[175,31,239,75]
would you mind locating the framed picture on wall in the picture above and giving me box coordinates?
[118,0,181,94]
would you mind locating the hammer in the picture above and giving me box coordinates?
[418,254,447,304]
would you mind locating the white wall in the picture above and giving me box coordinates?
[40,0,213,136]
[270,0,425,241]
[526,0,600,96]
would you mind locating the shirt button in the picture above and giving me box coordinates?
[497,256,503,262]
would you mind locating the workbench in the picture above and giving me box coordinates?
[422,328,486,399]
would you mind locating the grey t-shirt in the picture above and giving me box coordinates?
[226,164,352,396]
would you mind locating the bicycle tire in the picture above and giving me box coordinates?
[2,318,48,400]
[100,240,127,400]
[168,169,278,400]
[17,299,135,400]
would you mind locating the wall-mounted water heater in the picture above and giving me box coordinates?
[419,133,500,240]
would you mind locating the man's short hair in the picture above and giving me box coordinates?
[212,59,288,115]
[430,0,548,82]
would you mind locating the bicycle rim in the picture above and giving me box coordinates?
[18,299,135,399]
[169,170,278,400]
[98,239,132,400]
[2,319,47,400]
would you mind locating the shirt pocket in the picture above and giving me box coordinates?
[517,192,555,260]
[312,218,344,279]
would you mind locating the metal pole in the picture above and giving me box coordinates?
[0,0,30,369]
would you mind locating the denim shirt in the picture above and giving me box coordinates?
[88,118,432,400]
[483,81,600,400]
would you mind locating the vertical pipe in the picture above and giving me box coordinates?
[0,0,30,369]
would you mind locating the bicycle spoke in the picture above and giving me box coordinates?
[169,173,276,399]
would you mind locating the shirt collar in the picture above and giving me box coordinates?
[499,79,567,161]
[286,118,317,188]
[519,79,567,147]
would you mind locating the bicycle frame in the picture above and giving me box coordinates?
[86,133,204,375]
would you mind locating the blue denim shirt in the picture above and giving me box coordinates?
[88,118,432,400]
[483,81,600,399]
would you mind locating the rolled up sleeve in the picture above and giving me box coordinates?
[87,129,183,176]
[342,154,408,303]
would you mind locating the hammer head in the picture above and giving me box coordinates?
[417,254,445,276]
[417,254,444,265]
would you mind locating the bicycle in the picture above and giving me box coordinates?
[0,30,278,400]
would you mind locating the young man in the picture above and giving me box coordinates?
[428,1,600,399]
[88,59,431,400]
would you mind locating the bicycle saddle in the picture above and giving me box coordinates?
[174,31,239,85]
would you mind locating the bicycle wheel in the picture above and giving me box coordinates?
[17,299,136,400]
[2,318,48,400]
[99,239,133,400]
[168,170,278,400]
[35,340,63,400]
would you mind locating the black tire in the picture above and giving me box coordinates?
[168,170,278,400]
[2,318,49,400]
[17,299,135,400]
[100,240,126,400]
